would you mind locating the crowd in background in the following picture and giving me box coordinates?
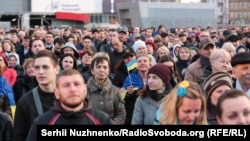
[1,24,250,140]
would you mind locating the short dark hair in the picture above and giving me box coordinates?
[34,50,58,67]
[54,37,65,45]
[82,35,92,41]
[56,69,84,87]
[90,52,110,70]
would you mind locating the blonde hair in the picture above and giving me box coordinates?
[159,81,207,125]
[2,40,15,52]
[157,46,170,56]
[136,53,151,61]
[178,46,191,60]
[23,58,35,75]
[221,42,236,57]
[210,48,231,64]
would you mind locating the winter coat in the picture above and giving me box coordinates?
[0,112,13,141]
[87,77,126,125]
[184,58,203,82]
[13,86,55,141]
[25,100,113,141]
[3,67,17,87]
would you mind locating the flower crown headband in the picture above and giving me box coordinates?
[177,81,190,97]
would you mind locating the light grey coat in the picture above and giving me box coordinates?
[87,76,126,125]
[131,96,160,125]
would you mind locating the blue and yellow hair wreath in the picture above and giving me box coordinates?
[177,81,190,97]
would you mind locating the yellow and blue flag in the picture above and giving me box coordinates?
[0,76,16,120]
[126,59,137,72]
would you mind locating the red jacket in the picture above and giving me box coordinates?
[3,68,17,87]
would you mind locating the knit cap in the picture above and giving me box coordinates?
[203,72,233,97]
[148,63,172,86]
[133,40,146,52]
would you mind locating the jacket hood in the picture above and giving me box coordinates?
[61,42,80,59]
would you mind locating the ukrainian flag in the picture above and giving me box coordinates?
[0,76,16,120]
[3,90,16,120]
[0,89,16,120]
[126,59,137,72]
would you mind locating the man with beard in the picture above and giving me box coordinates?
[25,69,113,141]
[53,37,65,59]
[231,52,250,96]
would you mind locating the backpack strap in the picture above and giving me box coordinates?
[85,111,102,125]
[48,113,61,125]
[48,112,101,125]
[32,87,43,116]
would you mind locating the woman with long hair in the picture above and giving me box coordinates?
[155,81,207,125]
[131,63,173,125]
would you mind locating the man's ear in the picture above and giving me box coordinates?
[232,67,237,77]
[54,88,60,100]
[56,64,60,74]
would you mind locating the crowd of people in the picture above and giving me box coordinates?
[0,24,250,140]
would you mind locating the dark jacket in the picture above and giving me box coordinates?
[0,96,11,117]
[13,86,55,141]
[0,112,13,141]
[176,59,190,80]
[16,46,33,66]
[12,65,24,102]
[13,75,38,103]
[113,63,129,88]
[108,46,135,74]
[23,76,38,93]
[25,100,113,141]
[77,65,90,82]
[99,42,113,54]
[123,90,139,125]
[206,103,218,125]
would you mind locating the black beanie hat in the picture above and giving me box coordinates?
[148,63,172,86]
[231,52,250,67]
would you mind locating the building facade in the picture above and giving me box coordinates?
[229,0,250,26]
[117,2,217,28]
[0,0,248,29]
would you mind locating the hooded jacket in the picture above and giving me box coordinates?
[25,100,113,141]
